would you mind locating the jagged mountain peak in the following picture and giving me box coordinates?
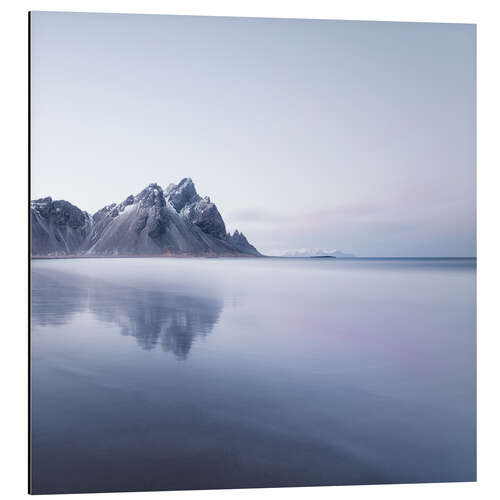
[31,197,91,228]
[226,229,259,255]
[31,196,52,206]
[135,183,166,208]
[93,194,135,223]
[229,230,248,241]
[165,178,201,212]
[164,179,229,241]
[31,197,53,218]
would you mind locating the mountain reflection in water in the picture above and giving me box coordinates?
[31,269,223,359]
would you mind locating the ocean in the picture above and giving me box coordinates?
[30,257,476,493]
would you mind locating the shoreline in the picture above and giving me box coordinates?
[30,255,476,261]
[31,252,264,260]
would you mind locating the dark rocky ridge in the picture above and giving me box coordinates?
[165,178,227,241]
[31,197,93,255]
[31,179,261,257]
[227,230,260,255]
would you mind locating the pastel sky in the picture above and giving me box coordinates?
[30,12,476,256]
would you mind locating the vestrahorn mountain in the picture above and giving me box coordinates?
[31,179,260,257]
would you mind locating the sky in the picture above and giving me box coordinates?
[30,12,476,257]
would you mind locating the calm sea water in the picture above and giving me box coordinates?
[30,257,476,494]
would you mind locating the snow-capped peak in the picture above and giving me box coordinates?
[279,249,355,258]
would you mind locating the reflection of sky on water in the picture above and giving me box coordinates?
[30,258,476,494]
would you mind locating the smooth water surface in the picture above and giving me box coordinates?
[30,258,476,493]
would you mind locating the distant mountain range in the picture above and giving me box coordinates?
[280,249,355,258]
[31,178,260,257]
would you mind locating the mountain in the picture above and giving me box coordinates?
[31,179,261,257]
[281,249,355,258]
[30,198,93,255]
